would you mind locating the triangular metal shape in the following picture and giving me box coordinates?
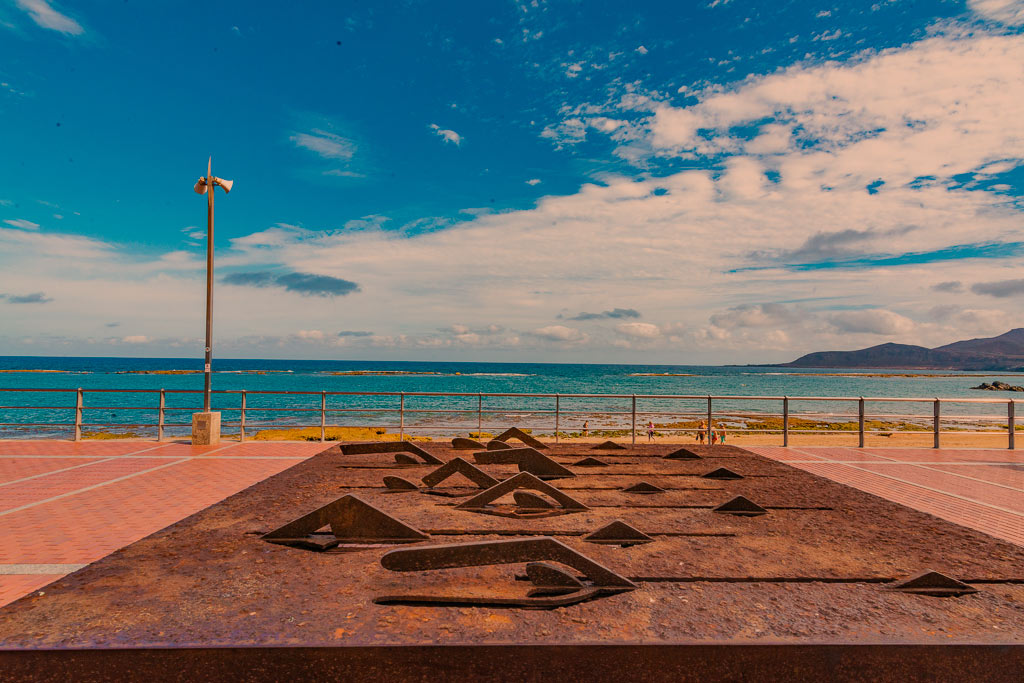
[486,440,513,450]
[421,457,500,489]
[340,441,443,465]
[713,495,768,516]
[622,481,665,494]
[513,491,555,509]
[891,570,978,597]
[493,427,549,449]
[664,448,702,460]
[583,520,654,546]
[473,448,575,479]
[473,449,520,464]
[456,472,589,511]
[517,449,575,480]
[593,440,626,450]
[573,457,609,467]
[451,437,484,450]
[701,467,744,480]
[383,476,418,491]
[263,494,429,547]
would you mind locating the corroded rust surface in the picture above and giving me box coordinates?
[1,439,1022,679]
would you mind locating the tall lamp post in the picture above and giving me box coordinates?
[191,157,233,445]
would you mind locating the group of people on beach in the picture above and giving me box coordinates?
[582,419,726,444]
[695,420,725,445]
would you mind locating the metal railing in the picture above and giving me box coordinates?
[1,387,1021,448]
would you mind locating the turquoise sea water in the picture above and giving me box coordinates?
[1,356,1021,438]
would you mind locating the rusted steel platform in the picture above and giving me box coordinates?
[1,438,1022,681]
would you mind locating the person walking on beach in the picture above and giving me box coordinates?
[647,421,655,442]
[697,421,706,444]
[719,425,727,445]
[709,422,718,445]
[582,420,589,438]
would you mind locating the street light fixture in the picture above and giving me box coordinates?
[191,157,233,445]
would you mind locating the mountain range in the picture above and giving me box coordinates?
[781,328,1024,370]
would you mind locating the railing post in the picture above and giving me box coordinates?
[158,389,166,442]
[400,392,405,440]
[1009,400,1015,450]
[707,396,712,443]
[320,391,326,442]
[783,396,789,447]
[554,394,560,444]
[239,391,247,442]
[631,395,637,446]
[74,387,83,441]
[858,397,865,448]
[478,393,482,437]
[933,398,941,449]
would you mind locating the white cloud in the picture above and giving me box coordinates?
[3,27,1024,362]
[530,325,587,343]
[289,129,355,159]
[969,0,1024,26]
[615,322,660,338]
[15,0,83,35]
[525,178,542,185]
[826,309,917,335]
[430,124,462,146]
[3,219,39,230]
[121,335,151,344]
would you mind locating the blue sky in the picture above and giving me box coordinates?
[1,0,1024,362]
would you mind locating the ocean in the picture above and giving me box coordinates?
[1,356,1021,439]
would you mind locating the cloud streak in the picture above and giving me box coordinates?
[223,271,360,297]
[15,0,83,35]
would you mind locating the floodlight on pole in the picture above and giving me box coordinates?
[193,157,233,417]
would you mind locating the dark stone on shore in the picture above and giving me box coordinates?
[971,381,1024,392]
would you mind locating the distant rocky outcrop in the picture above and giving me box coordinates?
[781,328,1024,370]
[971,381,1024,392]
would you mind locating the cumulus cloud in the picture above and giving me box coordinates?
[566,308,641,321]
[525,178,542,185]
[337,330,373,337]
[615,322,660,338]
[121,335,150,344]
[826,309,917,335]
[932,281,964,293]
[289,129,355,159]
[530,325,587,342]
[971,279,1024,297]
[223,271,360,297]
[710,304,803,329]
[15,0,83,35]
[969,0,1024,26]
[430,124,462,146]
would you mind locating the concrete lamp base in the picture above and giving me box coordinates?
[191,411,221,445]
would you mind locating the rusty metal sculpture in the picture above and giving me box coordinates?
[375,537,636,608]
[421,457,500,489]
[492,427,549,449]
[456,472,588,517]
[262,494,429,550]
[340,441,443,465]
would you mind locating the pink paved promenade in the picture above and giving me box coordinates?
[746,445,1024,547]
[0,440,1020,609]
[0,440,326,607]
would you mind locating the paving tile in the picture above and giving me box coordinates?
[0,575,63,608]
[0,458,105,485]
[748,446,1024,547]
